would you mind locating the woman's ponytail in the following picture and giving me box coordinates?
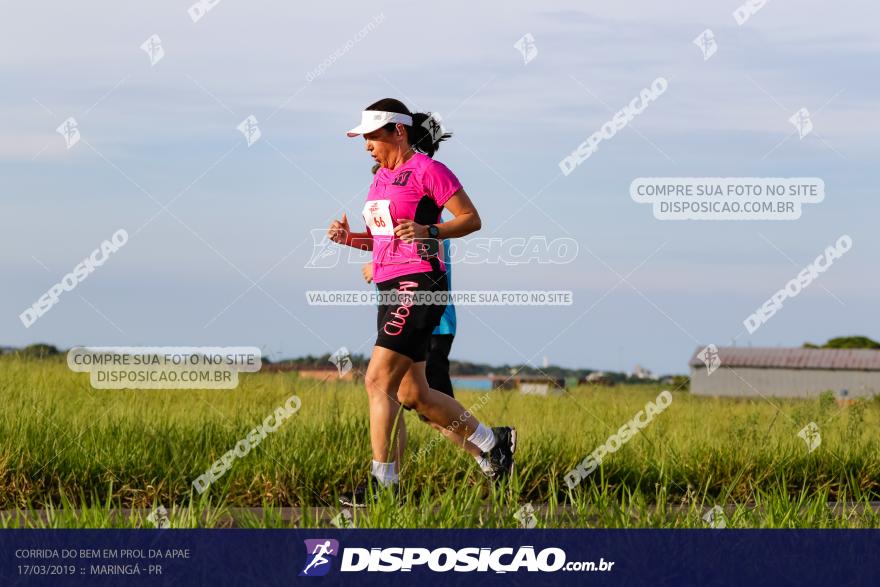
[409,112,453,158]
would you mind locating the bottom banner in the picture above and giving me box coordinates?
[2,529,877,585]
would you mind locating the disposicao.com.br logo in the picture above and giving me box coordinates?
[299,540,614,575]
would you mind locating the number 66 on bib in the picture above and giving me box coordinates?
[362,200,395,236]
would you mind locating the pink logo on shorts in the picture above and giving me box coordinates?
[383,280,418,336]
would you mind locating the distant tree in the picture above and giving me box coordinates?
[823,336,880,349]
[667,375,690,391]
[17,344,60,359]
[804,336,880,350]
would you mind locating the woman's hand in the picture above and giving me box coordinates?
[361,262,373,284]
[328,213,350,245]
[394,219,428,244]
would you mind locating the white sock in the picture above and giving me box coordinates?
[467,423,497,453]
[371,460,399,487]
[474,454,493,473]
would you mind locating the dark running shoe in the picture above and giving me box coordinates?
[339,477,398,508]
[483,426,517,480]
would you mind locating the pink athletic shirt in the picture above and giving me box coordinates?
[361,152,463,283]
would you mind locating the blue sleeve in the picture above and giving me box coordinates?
[433,239,456,336]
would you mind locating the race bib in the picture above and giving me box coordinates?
[362,199,394,236]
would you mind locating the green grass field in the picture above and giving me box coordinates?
[2,356,879,528]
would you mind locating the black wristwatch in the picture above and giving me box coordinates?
[427,224,440,238]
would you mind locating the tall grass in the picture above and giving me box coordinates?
[1,356,878,527]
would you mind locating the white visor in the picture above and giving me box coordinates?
[346,110,413,137]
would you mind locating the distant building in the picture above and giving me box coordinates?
[631,364,654,380]
[583,371,615,386]
[296,369,358,382]
[260,363,359,382]
[689,346,880,398]
[517,375,565,396]
[451,375,495,390]
[452,374,565,394]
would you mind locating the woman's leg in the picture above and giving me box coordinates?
[396,360,516,479]
[364,346,412,464]
[427,421,483,458]
[396,361,482,439]
[424,334,483,458]
[395,406,407,465]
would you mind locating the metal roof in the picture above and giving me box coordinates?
[689,347,880,371]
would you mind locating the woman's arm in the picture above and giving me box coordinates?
[347,231,373,251]
[328,213,373,250]
[393,188,481,242]
[437,189,481,238]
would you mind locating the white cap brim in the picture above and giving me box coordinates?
[346,110,413,137]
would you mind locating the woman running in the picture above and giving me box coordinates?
[362,233,492,476]
[328,98,515,505]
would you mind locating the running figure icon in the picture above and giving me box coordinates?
[300,539,339,577]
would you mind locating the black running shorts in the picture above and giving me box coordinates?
[375,271,448,362]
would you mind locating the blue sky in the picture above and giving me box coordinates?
[1,0,877,374]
